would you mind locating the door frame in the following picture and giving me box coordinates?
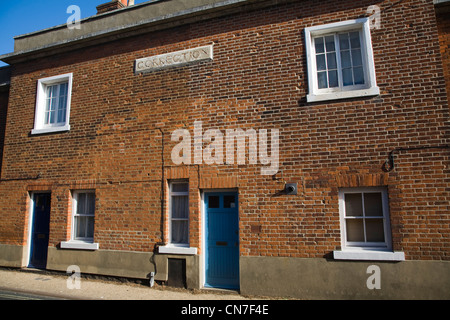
[26,192,51,268]
[201,189,239,290]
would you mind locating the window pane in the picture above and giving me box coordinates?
[342,68,353,86]
[352,49,363,67]
[47,85,56,98]
[317,71,328,89]
[57,103,66,123]
[366,219,385,242]
[353,67,365,85]
[75,216,87,238]
[316,54,326,71]
[172,183,188,193]
[45,111,50,125]
[325,35,335,52]
[208,195,220,208]
[171,220,188,244]
[87,193,95,215]
[339,33,349,50]
[60,83,68,96]
[46,85,59,125]
[45,83,68,125]
[364,193,383,217]
[224,195,236,208]
[350,31,361,48]
[346,219,364,242]
[86,216,95,239]
[328,70,338,88]
[345,193,363,216]
[341,50,352,68]
[315,37,324,53]
[77,193,86,214]
[49,109,56,124]
[45,90,52,113]
[327,52,337,70]
[58,95,67,123]
[172,195,188,218]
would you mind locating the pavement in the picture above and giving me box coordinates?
[0,267,259,300]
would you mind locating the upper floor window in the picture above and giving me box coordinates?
[32,73,73,135]
[304,18,379,102]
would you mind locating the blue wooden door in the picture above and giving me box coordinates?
[29,193,51,269]
[205,192,239,289]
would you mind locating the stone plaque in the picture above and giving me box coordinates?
[135,45,213,73]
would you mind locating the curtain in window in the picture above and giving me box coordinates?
[171,195,189,244]
[75,193,95,241]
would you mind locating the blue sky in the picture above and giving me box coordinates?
[0,0,147,67]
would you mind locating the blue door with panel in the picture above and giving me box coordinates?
[205,192,239,289]
[29,193,51,269]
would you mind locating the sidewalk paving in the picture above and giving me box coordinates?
[0,268,257,300]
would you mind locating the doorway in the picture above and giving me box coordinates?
[204,192,239,290]
[28,193,51,269]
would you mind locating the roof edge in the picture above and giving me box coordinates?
[2,0,272,64]
[13,0,164,41]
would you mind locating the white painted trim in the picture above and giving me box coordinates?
[333,250,405,261]
[31,124,70,135]
[201,191,206,288]
[26,193,36,267]
[60,241,99,250]
[158,245,197,255]
[32,73,73,135]
[307,86,379,102]
[304,18,379,103]
[434,0,450,4]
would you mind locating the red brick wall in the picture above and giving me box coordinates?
[0,0,448,260]
[436,5,450,103]
[0,88,8,177]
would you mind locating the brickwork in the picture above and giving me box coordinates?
[96,0,127,15]
[436,4,450,103]
[0,89,8,177]
[0,0,448,263]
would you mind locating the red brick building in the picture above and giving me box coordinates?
[0,0,449,299]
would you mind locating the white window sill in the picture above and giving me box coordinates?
[158,245,197,255]
[307,86,380,103]
[31,125,70,135]
[60,241,99,250]
[333,249,405,261]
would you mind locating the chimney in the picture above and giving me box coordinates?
[96,0,134,15]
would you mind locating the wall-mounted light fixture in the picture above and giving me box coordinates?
[285,183,297,195]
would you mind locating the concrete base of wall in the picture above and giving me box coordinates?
[0,244,26,268]
[46,247,201,289]
[153,253,201,289]
[2,243,448,299]
[240,256,450,299]
[46,247,155,280]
